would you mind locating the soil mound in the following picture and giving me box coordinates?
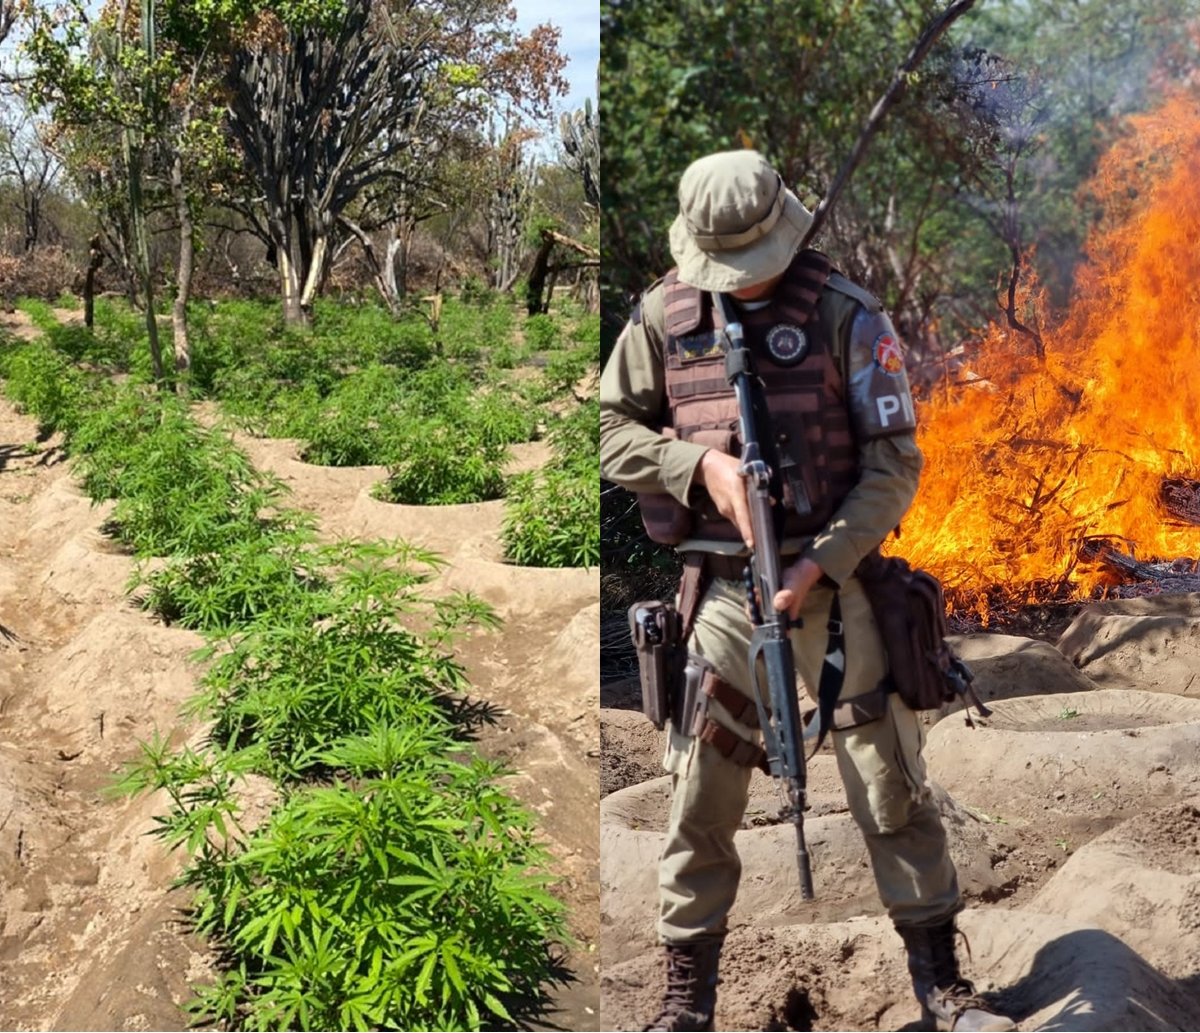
[601,908,1200,1031]
[1029,801,1200,980]
[925,689,1200,816]
[35,610,202,762]
[600,770,1007,959]
[601,708,664,797]
[1057,594,1200,695]
[947,633,1098,705]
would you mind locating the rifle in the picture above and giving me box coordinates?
[713,292,815,901]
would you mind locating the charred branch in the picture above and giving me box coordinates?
[1161,478,1200,526]
[1078,536,1200,594]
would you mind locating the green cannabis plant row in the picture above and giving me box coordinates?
[0,326,568,1031]
[502,400,599,568]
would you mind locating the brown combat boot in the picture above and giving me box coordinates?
[643,938,722,1032]
[897,920,1015,1032]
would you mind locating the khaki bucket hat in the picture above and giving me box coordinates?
[669,150,814,292]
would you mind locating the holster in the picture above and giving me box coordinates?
[628,600,686,730]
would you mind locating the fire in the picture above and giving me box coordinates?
[898,93,1200,621]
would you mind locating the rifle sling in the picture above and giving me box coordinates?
[814,684,890,732]
[813,593,846,754]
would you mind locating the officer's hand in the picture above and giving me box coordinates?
[696,450,754,547]
[773,557,824,620]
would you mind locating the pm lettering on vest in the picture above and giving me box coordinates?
[876,393,915,428]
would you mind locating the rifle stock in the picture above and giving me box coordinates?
[714,293,815,901]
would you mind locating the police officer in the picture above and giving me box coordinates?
[599,151,1014,1033]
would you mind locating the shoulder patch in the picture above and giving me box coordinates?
[873,331,905,375]
[826,271,882,314]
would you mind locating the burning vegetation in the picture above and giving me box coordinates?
[900,93,1200,622]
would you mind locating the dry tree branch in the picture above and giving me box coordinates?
[803,0,978,246]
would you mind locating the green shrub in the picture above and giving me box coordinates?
[547,399,598,470]
[0,340,99,438]
[163,736,564,1032]
[300,365,408,466]
[134,525,320,632]
[15,297,58,333]
[572,314,601,347]
[376,423,507,505]
[72,385,171,498]
[490,342,518,368]
[458,275,494,307]
[501,401,597,567]
[116,545,562,1031]
[185,544,491,772]
[523,313,559,351]
[91,296,149,371]
[438,296,518,362]
[502,466,598,568]
[537,342,599,400]
[398,363,474,419]
[478,301,514,352]
[83,398,294,556]
[468,389,538,446]
[310,299,435,369]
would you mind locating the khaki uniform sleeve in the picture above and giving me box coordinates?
[599,284,711,504]
[803,434,923,586]
[802,289,923,585]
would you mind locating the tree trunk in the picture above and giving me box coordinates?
[393,219,415,303]
[278,246,308,328]
[118,0,172,386]
[171,151,193,374]
[23,192,38,253]
[299,235,327,314]
[383,237,403,314]
[340,215,401,317]
[526,232,556,315]
[84,234,103,330]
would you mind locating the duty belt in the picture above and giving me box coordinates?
[699,552,751,581]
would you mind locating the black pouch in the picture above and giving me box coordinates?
[628,600,686,730]
[856,551,991,721]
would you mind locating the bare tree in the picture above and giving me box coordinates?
[0,107,61,252]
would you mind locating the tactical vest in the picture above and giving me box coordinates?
[639,250,860,546]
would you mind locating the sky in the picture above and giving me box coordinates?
[512,0,598,116]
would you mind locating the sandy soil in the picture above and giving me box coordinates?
[600,595,1200,1030]
[0,332,600,1029]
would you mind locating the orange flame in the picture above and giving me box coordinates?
[898,93,1200,621]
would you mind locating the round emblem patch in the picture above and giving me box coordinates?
[873,332,905,375]
[765,324,809,366]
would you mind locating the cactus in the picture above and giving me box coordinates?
[559,97,599,209]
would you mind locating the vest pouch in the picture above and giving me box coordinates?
[856,551,962,711]
[637,492,693,545]
[687,426,737,455]
[774,414,823,520]
[635,426,693,545]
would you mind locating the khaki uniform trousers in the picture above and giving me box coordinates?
[658,573,961,944]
